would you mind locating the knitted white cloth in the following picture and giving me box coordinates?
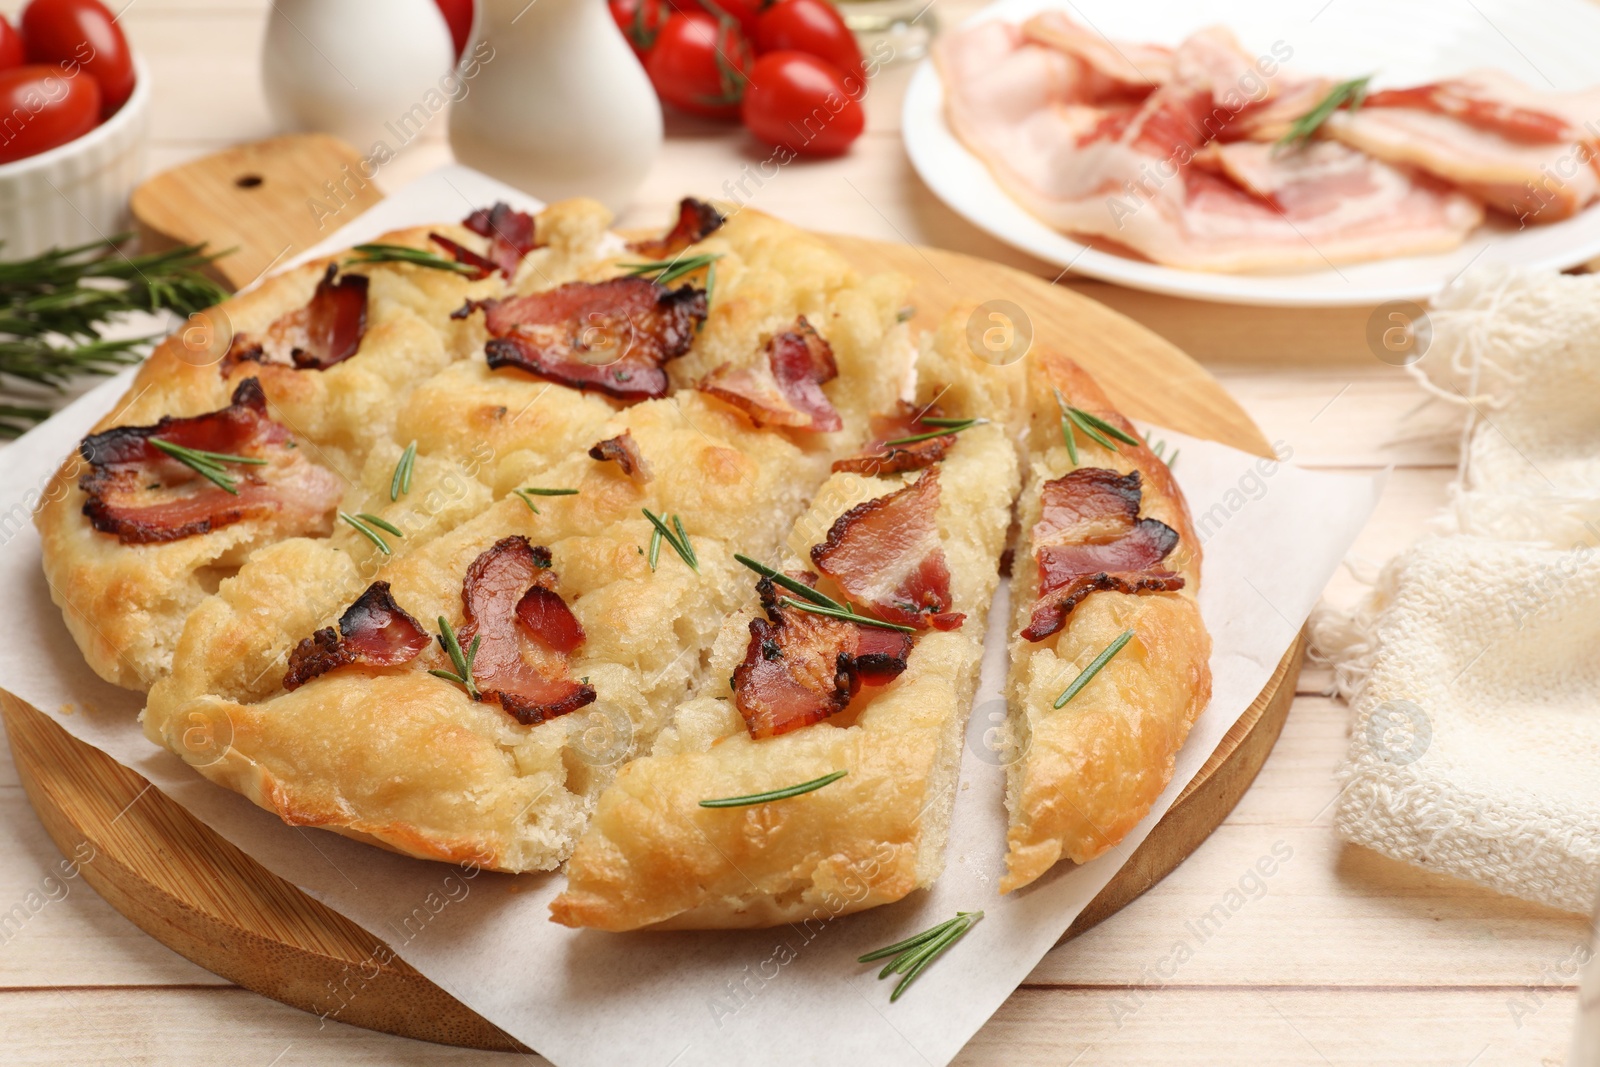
[1315,269,1600,915]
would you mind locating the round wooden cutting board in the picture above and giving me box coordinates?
[3,212,1302,1053]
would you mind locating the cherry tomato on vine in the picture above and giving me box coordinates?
[645,12,753,120]
[20,0,134,117]
[609,0,674,60]
[741,50,863,156]
[0,17,25,72]
[754,0,864,85]
[692,0,764,41]
[432,0,474,62]
[0,64,101,163]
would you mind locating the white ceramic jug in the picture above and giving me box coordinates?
[448,0,662,213]
[261,0,457,156]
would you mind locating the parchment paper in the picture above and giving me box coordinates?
[0,167,1383,1066]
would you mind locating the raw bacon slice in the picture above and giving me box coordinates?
[587,430,653,483]
[832,402,957,475]
[628,197,725,258]
[225,265,369,371]
[282,581,431,690]
[457,536,596,725]
[466,277,707,401]
[810,467,965,631]
[428,232,496,279]
[731,575,913,739]
[1020,11,1171,96]
[697,317,842,432]
[77,378,343,545]
[1019,468,1184,642]
[462,201,541,277]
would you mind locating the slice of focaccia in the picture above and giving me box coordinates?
[1001,352,1210,893]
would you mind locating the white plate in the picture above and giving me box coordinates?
[903,0,1600,306]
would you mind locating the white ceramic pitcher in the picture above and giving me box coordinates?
[448,0,662,213]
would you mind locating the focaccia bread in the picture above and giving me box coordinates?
[1001,352,1211,893]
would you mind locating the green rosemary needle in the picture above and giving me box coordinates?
[881,417,988,447]
[699,770,847,808]
[648,527,662,571]
[1054,628,1135,709]
[642,507,698,571]
[1278,75,1371,149]
[339,511,395,554]
[150,438,268,495]
[513,486,579,514]
[858,911,984,1002]
[346,243,480,275]
[733,553,843,610]
[429,617,481,699]
[390,440,417,501]
[620,252,722,289]
[778,596,916,633]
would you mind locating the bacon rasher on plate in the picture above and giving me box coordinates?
[223,265,369,370]
[283,581,432,690]
[697,316,843,431]
[464,276,707,400]
[77,377,343,545]
[627,196,725,258]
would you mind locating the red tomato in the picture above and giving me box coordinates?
[609,0,674,60]
[754,0,863,85]
[0,16,25,71]
[432,0,474,62]
[691,0,763,41]
[20,0,134,117]
[741,51,863,156]
[645,12,752,120]
[0,64,101,164]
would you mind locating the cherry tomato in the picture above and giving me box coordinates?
[432,0,474,62]
[645,12,752,120]
[0,16,25,72]
[741,51,863,156]
[754,0,863,86]
[0,64,101,164]
[609,0,674,60]
[20,0,134,117]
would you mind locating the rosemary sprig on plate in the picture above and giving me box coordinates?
[429,616,481,699]
[390,440,417,501]
[778,596,916,633]
[858,911,984,1002]
[339,511,403,555]
[1054,628,1135,709]
[881,416,988,447]
[149,438,267,495]
[1277,75,1371,149]
[642,507,699,571]
[513,486,579,514]
[699,769,847,808]
[620,252,722,291]
[345,243,481,275]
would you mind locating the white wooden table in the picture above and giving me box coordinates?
[0,2,1592,1063]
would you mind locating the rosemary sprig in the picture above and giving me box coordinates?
[733,553,841,610]
[1277,75,1371,149]
[778,596,917,633]
[390,441,417,501]
[648,527,662,571]
[1143,432,1181,469]
[513,486,579,514]
[1054,628,1135,709]
[339,510,401,554]
[429,616,481,699]
[620,252,722,289]
[150,438,267,495]
[859,911,984,1002]
[1053,390,1141,453]
[699,770,847,808]
[345,243,481,275]
[881,417,988,448]
[642,508,699,571]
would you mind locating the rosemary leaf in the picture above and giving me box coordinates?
[433,617,480,699]
[641,507,698,571]
[1277,75,1372,149]
[620,252,722,288]
[1064,407,1117,451]
[150,438,265,495]
[1167,448,1181,469]
[857,911,984,1003]
[356,512,404,538]
[346,243,480,275]
[699,770,847,808]
[778,596,916,633]
[672,513,699,568]
[734,553,843,610]
[858,916,962,963]
[881,417,987,447]
[648,527,662,571]
[1061,414,1078,465]
[891,915,980,1001]
[1054,628,1135,709]
[390,441,417,501]
[1069,407,1142,448]
[339,511,392,555]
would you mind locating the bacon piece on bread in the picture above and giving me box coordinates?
[457,536,596,725]
[467,277,706,400]
[283,581,431,690]
[627,197,724,258]
[810,468,965,631]
[832,402,957,475]
[225,266,369,371]
[77,378,342,545]
[428,232,496,279]
[697,317,843,432]
[587,429,653,483]
[462,201,541,277]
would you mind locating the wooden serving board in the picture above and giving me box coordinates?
[5,146,1302,1052]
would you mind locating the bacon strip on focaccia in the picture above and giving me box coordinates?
[832,401,957,475]
[224,265,369,371]
[1019,467,1184,642]
[461,201,541,277]
[283,581,432,690]
[77,377,343,545]
[627,197,725,258]
[428,232,496,280]
[588,430,653,483]
[457,536,596,725]
[811,467,965,631]
[731,574,913,739]
[697,317,843,432]
[462,277,707,400]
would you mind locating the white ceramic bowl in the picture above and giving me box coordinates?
[0,53,151,258]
